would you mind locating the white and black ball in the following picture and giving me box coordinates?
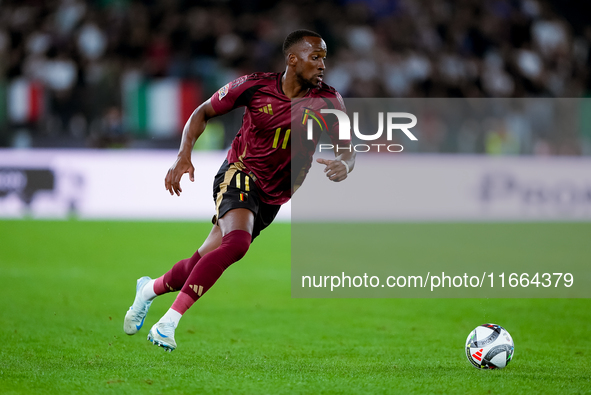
[466,324,514,369]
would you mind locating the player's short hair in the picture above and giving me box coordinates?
[283,29,322,57]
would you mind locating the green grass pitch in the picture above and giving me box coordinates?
[0,220,590,394]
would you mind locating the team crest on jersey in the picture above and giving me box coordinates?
[218,83,230,100]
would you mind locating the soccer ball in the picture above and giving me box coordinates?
[465,323,514,369]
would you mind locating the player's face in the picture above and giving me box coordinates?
[293,37,327,88]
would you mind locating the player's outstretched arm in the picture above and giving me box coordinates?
[316,148,356,182]
[165,99,218,196]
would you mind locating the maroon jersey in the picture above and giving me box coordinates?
[210,72,346,205]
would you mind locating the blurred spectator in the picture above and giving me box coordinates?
[54,0,86,36]
[77,22,107,61]
[145,32,171,77]
[88,106,127,148]
[0,0,589,154]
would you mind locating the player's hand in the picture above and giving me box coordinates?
[316,158,348,182]
[165,155,195,196]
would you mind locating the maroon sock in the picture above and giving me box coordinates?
[156,249,202,294]
[170,292,193,315]
[172,230,251,314]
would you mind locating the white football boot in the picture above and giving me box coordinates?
[147,320,177,352]
[123,276,153,335]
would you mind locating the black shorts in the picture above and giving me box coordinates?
[212,159,281,240]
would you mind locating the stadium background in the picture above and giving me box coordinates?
[1,0,591,394]
[1,0,590,151]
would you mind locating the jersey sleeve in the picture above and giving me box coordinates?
[327,91,349,146]
[210,75,251,115]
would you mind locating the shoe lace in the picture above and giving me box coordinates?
[158,321,176,337]
[130,298,152,320]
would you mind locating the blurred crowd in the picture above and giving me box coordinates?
[0,0,590,154]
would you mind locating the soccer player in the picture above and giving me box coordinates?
[123,29,355,352]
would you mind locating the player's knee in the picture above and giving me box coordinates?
[222,230,251,262]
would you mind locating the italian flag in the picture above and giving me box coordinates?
[7,79,44,124]
[123,77,202,137]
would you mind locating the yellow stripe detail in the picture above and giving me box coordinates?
[198,285,203,296]
[272,128,281,148]
[263,106,268,114]
[245,176,250,191]
[259,108,263,112]
[238,145,248,163]
[282,129,291,149]
[267,104,273,115]
[215,165,239,219]
[236,173,241,189]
